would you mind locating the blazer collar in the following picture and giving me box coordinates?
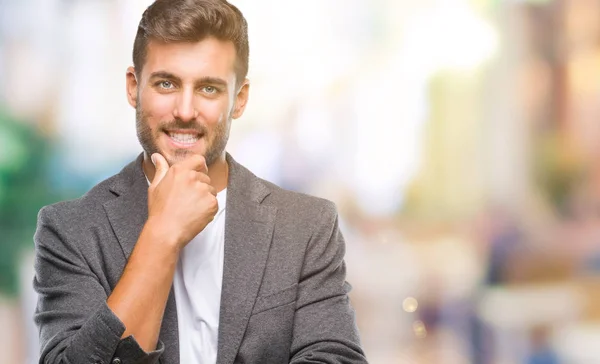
[105,152,272,202]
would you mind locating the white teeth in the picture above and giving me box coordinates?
[170,133,199,144]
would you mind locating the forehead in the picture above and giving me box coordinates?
[142,37,237,82]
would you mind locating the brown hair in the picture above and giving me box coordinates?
[133,0,249,85]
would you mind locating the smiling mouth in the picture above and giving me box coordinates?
[165,130,203,146]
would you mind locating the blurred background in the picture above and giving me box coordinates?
[1,0,600,363]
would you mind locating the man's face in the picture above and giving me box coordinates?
[127,37,249,166]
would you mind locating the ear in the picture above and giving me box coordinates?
[126,66,139,108]
[232,78,250,119]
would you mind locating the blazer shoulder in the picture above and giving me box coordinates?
[260,178,337,218]
[40,154,142,221]
[38,173,120,227]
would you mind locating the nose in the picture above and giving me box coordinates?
[173,88,197,122]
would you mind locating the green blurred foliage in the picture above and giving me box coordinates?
[0,108,61,297]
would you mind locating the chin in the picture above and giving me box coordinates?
[168,148,206,163]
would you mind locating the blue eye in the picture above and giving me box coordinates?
[159,81,174,89]
[204,86,217,94]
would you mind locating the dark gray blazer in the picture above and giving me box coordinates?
[34,153,367,364]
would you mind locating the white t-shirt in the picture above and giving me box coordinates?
[173,189,226,364]
[144,174,225,364]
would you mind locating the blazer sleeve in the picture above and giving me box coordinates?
[289,201,368,363]
[33,205,164,364]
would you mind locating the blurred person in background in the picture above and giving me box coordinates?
[32,0,367,363]
[527,326,559,364]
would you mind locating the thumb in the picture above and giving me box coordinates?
[150,153,169,188]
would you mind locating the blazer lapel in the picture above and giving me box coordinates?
[216,154,276,364]
[102,153,179,364]
[103,154,148,260]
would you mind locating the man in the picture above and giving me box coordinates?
[34,0,367,363]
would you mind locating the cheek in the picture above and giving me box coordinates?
[200,98,231,125]
[140,91,175,122]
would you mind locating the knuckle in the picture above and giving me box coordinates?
[209,196,218,210]
[192,154,205,165]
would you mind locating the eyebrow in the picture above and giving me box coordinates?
[149,71,228,88]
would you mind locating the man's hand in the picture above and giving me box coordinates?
[147,153,218,249]
[106,153,218,353]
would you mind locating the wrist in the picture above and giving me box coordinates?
[142,217,183,253]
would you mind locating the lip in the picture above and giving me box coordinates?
[163,130,204,149]
[165,129,201,135]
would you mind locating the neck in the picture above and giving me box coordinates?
[142,152,229,192]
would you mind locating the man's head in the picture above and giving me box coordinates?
[126,0,250,167]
